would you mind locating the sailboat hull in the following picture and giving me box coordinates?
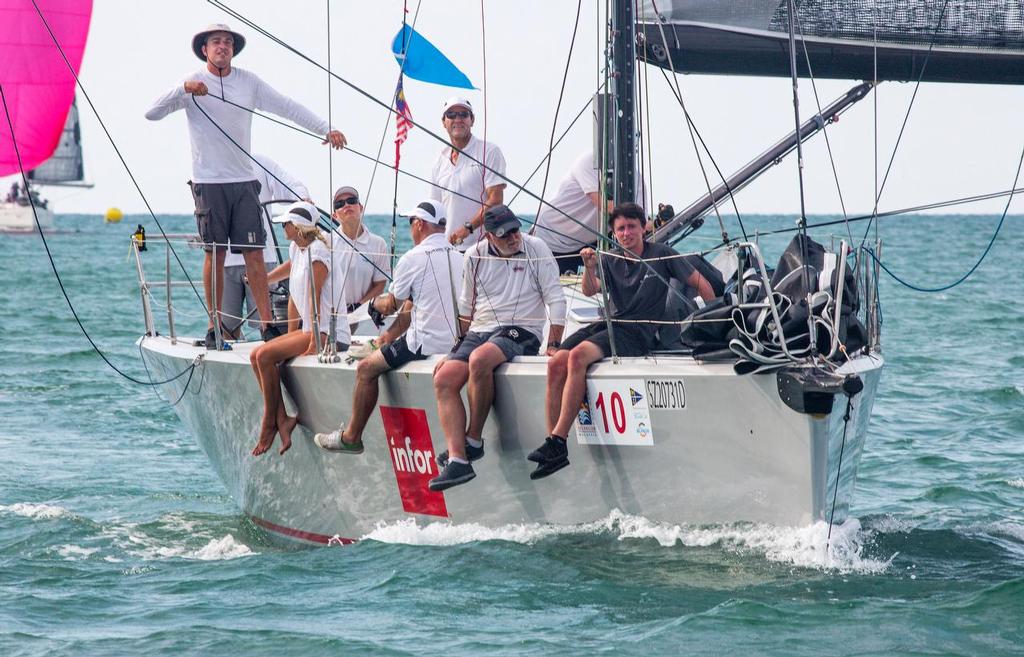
[139,334,882,545]
[0,202,54,232]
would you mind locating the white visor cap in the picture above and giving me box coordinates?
[272,201,318,227]
[402,199,447,226]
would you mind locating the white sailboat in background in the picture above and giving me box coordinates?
[0,100,91,232]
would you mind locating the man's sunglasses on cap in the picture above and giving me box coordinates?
[444,110,471,120]
[333,197,360,210]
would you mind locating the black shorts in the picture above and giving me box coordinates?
[190,180,264,253]
[449,326,541,362]
[561,322,654,358]
[381,335,429,369]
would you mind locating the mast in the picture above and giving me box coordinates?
[610,0,637,205]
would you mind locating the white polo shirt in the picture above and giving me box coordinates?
[533,151,601,254]
[390,232,464,355]
[458,233,566,342]
[288,238,352,346]
[224,153,310,267]
[330,224,390,307]
[429,134,507,251]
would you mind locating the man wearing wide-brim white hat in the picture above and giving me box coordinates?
[145,23,347,350]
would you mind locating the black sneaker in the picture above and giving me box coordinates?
[261,324,284,342]
[436,442,485,469]
[428,460,476,491]
[203,328,232,351]
[527,436,569,480]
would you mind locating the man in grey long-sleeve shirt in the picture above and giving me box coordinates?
[145,23,345,348]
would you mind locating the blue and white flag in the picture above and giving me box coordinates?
[391,24,475,89]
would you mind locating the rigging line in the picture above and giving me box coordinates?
[871,0,879,245]
[479,0,488,246]
[506,80,605,206]
[640,9,656,220]
[793,9,853,246]
[653,67,747,242]
[646,14,727,241]
[364,0,422,210]
[862,135,1022,293]
[535,0,585,220]
[826,396,854,546]
[646,0,748,242]
[785,0,815,357]
[1,84,197,388]
[189,97,392,283]
[207,0,693,308]
[28,0,206,311]
[207,0,621,252]
[860,0,951,247]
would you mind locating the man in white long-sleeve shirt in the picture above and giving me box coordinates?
[145,23,346,348]
[221,153,309,338]
[429,205,566,491]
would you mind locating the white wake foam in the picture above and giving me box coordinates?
[56,544,100,560]
[0,502,72,520]
[362,510,890,573]
[1006,478,1024,489]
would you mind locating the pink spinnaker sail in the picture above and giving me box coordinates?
[0,0,92,176]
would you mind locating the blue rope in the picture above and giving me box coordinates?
[861,139,1023,294]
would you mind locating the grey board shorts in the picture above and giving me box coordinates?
[190,180,264,253]
[448,326,541,363]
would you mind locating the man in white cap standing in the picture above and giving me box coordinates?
[145,23,346,349]
[314,199,463,453]
[429,97,506,252]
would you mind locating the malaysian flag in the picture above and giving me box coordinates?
[394,76,413,166]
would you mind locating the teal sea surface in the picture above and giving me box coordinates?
[1,213,1022,656]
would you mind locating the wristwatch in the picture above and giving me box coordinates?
[463,221,474,233]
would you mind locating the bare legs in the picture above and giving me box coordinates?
[249,330,309,456]
[548,342,604,439]
[433,343,507,460]
[341,351,392,445]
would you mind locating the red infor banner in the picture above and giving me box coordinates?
[379,406,449,518]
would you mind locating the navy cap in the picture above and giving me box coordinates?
[483,204,521,237]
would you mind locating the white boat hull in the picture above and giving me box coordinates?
[0,201,54,231]
[139,335,883,545]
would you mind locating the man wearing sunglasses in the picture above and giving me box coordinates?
[329,186,390,332]
[429,97,507,252]
[315,200,463,454]
[145,23,347,349]
[429,205,566,491]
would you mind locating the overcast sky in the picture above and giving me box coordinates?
[25,0,1024,218]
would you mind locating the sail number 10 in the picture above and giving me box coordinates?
[575,378,655,446]
[593,391,627,435]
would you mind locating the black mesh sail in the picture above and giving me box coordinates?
[640,0,1024,84]
[28,100,87,184]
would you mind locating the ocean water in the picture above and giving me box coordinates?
[1,213,1022,656]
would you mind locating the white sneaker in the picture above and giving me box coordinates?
[313,427,364,454]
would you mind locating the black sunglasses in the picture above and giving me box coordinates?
[444,110,472,120]
[333,197,360,210]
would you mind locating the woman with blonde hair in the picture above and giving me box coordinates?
[250,201,350,456]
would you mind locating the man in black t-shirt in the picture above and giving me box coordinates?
[527,203,716,480]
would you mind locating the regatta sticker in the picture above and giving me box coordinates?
[379,406,449,518]
[575,378,654,446]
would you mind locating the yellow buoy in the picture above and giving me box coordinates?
[105,207,123,223]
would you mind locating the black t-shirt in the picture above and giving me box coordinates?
[601,241,696,322]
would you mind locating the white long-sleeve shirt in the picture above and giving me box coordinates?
[145,67,329,184]
[224,153,310,267]
[458,234,566,342]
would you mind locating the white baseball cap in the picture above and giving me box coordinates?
[441,97,473,115]
[271,201,318,227]
[402,199,447,226]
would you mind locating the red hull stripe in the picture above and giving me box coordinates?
[249,515,356,545]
